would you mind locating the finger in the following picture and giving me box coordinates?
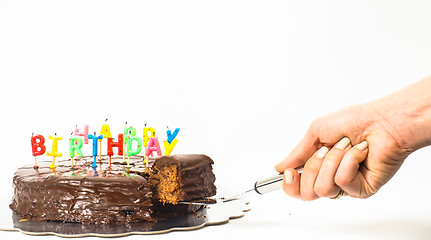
[314,137,352,198]
[275,127,320,173]
[299,146,329,201]
[281,168,301,199]
[334,141,369,197]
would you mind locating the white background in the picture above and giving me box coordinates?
[1,0,431,239]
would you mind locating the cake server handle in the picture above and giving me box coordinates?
[222,166,304,202]
[253,166,304,195]
[179,167,304,205]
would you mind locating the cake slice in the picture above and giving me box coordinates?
[149,154,216,205]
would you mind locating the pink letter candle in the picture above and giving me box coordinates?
[74,124,89,144]
[145,137,162,157]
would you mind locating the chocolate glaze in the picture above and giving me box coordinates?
[149,154,217,203]
[10,155,154,224]
[10,154,216,224]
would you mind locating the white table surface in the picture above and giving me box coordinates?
[1,0,431,239]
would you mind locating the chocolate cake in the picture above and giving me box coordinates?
[9,154,216,224]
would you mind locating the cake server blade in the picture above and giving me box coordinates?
[179,166,303,205]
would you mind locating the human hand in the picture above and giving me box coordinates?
[275,103,411,200]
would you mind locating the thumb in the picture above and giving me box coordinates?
[275,130,320,173]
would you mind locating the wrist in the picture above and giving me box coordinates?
[371,77,431,152]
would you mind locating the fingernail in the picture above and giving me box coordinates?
[316,146,329,159]
[335,137,350,150]
[356,141,368,151]
[284,170,294,184]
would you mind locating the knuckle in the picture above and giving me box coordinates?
[304,159,322,172]
[314,184,334,197]
[334,174,351,187]
[324,152,341,163]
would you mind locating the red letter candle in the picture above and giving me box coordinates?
[31,134,46,169]
[107,133,123,168]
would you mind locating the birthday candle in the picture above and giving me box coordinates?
[107,133,123,168]
[143,124,156,168]
[88,133,103,168]
[166,127,180,144]
[99,119,112,162]
[126,135,143,166]
[123,124,136,163]
[31,133,46,169]
[69,135,84,157]
[100,119,112,138]
[143,125,156,148]
[163,127,180,155]
[69,135,83,167]
[74,124,89,144]
[145,137,162,157]
[46,134,62,169]
[107,133,124,156]
[124,125,136,145]
[127,136,143,156]
[163,139,178,155]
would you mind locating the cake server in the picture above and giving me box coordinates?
[179,166,304,205]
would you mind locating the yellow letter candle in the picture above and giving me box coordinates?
[99,119,112,138]
[99,119,112,162]
[46,134,62,169]
[142,125,156,148]
[163,138,178,155]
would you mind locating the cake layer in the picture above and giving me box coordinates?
[10,156,154,224]
[149,154,217,204]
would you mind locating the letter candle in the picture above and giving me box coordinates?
[166,127,180,144]
[69,133,83,167]
[164,127,180,155]
[124,123,137,165]
[143,124,156,169]
[74,124,89,144]
[31,133,46,169]
[88,132,103,168]
[46,133,62,169]
[107,133,123,168]
[99,119,112,162]
[145,137,162,157]
[126,135,142,166]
